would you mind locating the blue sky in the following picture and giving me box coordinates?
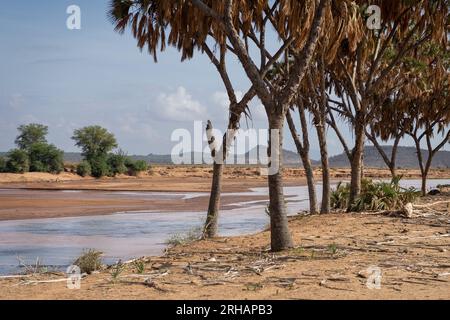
[0,1,447,158]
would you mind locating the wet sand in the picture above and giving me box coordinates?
[0,166,449,221]
[0,188,274,221]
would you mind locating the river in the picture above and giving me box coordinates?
[0,179,448,275]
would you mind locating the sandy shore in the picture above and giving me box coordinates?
[1,166,449,221]
[0,194,448,300]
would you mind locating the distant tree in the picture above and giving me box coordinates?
[90,157,110,178]
[125,159,148,176]
[0,156,5,173]
[76,161,92,177]
[15,124,48,150]
[107,150,128,176]
[6,149,30,174]
[72,126,118,178]
[28,143,64,174]
[72,126,118,162]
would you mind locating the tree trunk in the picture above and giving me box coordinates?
[301,152,318,214]
[421,173,427,196]
[349,117,366,208]
[315,123,330,214]
[268,112,293,251]
[203,162,223,238]
[203,116,240,238]
[286,110,318,214]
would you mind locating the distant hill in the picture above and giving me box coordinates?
[327,146,450,169]
[1,145,449,168]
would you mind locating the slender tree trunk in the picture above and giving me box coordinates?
[301,153,318,214]
[286,110,318,214]
[421,173,427,196]
[268,112,293,251]
[203,115,240,238]
[349,115,366,208]
[360,152,365,181]
[412,136,427,196]
[315,123,330,214]
[204,162,223,237]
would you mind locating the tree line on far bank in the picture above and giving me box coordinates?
[0,124,148,178]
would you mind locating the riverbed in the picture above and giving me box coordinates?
[0,179,448,275]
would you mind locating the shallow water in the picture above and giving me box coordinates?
[0,179,448,275]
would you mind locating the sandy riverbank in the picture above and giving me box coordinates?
[1,166,449,221]
[0,194,448,300]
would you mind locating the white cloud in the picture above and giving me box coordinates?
[155,86,207,121]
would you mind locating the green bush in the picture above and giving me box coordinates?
[76,161,92,177]
[73,249,103,274]
[126,159,148,176]
[0,156,5,173]
[107,152,128,176]
[5,149,29,173]
[28,143,64,174]
[90,157,110,178]
[331,177,420,212]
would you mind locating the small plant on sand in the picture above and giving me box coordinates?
[110,260,125,282]
[244,282,264,291]
[17,256,50,275]
[133,259,146,274]
[331,177,420,212]
[166,226,203,246]
[328,243,338,255]
[73,249,103,274]
[291,246,305,256]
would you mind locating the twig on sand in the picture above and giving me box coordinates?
[17,278,70,286]
[319,279,354,291]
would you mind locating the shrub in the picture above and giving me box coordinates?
[28,143,64,173]
[73,249,103,274]
[132,259,146,274]
[126,159,148,176]
[90,157,110,178]
[0,156,5,173]
[76,161,92,177]
[331,177,420,212]
[107,152,128,176]
[5,149,29,173]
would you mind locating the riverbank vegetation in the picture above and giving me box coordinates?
[1,124,149,178]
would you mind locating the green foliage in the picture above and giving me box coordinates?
[73,249,103,274]
[72,126,118,161]
[76,161,92,177]
[110,260,125,282]
[0,156,5,173]
[28,143,64,174]
[107,150,128,176]
[132,259,145,274]
[90,156,110,178]
[5,149,29,173]
[331,177,420,212]
[15,123,48,150]
[125,159,148,176]
[328,243,338,255]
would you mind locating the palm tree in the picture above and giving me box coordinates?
[326,0,447,208]
[108,0,364,251]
